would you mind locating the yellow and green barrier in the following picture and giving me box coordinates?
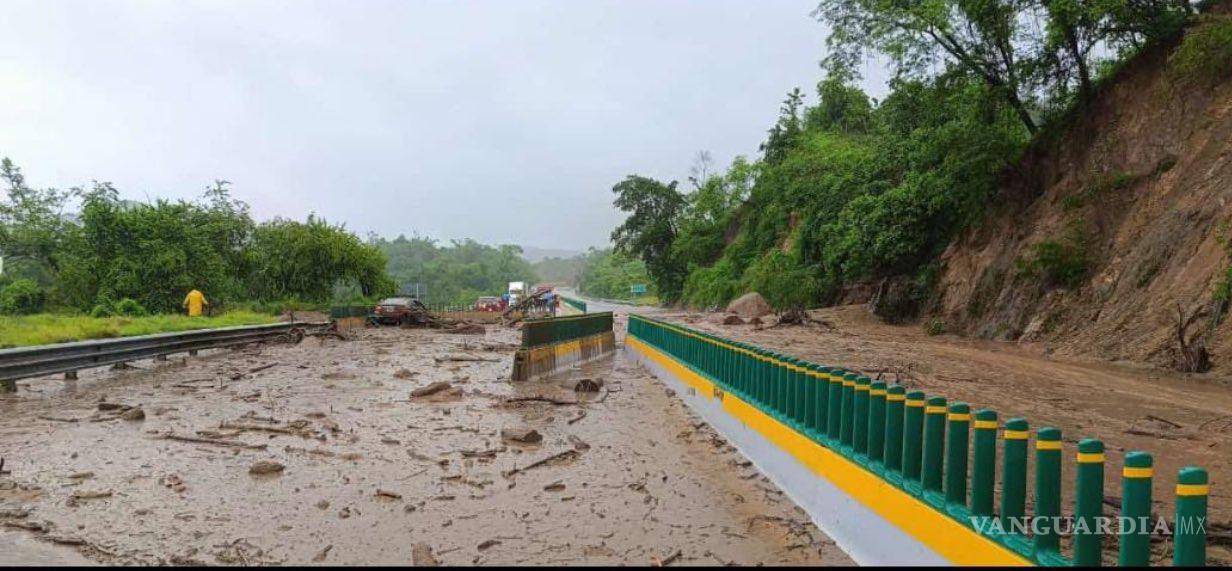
[510,312,614,381]
[626,313,1210,566]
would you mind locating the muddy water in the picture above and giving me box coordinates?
[0,323,849,565]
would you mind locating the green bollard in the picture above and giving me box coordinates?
[883,385,906,473]
[902,391,926,482]
[1000,418,1029,531]
[812,365,830,437]
[1174,466,1209,567]
[868,381,887,463]
[921,396,947,493]
[853,377,871,456]
[944,402,970,506]
[776,354,790,419]
[1118,451,1153,566]
[840,373,857,447]
[970,409,997,518]
[1074,438,1105,566]
[1034,427,1063,555]
[783,357,799,425]
[758,349,772,408]
[827,369,844,441]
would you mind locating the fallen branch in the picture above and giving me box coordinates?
[37,415,82,423]
[160,433,267,450]
[501,395,579,406]
[433,355,499,363]
[502,449,580,478]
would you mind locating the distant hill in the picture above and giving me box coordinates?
[520,246,583,263]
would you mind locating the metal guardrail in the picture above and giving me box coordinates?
[0,321,325,391]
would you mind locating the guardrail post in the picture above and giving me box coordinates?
[1034,427,1062,555]
[786,357,802,426]
[840,373,857,447]
[827,370,844,441]
[853,377,871,456]
[1074,438,1105,566]
[884,385,906,472]
[775,354,789,419]
[1174,466,1209,567]
[755,348,770,407]
[922,396,947,493]
[868,381,887,463]
[903,390,926,482]
[812,365,829,437]
[1119,451,1153,566]
[944,402,970,506]
[1001,418,1029,530]
[970,409,997,518]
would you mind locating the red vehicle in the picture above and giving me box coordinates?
[370,297,429,325]
[475,296,502,312]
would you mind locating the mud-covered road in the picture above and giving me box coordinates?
[0,317,849,565]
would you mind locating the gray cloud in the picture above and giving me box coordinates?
[0,0,888,250]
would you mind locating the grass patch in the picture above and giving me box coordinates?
[0,311,281,349]
[1016,224,1091,289]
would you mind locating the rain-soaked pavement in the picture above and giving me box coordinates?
[0,314,850,565]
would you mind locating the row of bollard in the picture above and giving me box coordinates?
[629,315,1209,566]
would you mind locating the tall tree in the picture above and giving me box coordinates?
[610,175,687,302]
[815,0,1041,133]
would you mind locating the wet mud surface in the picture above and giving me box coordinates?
[0,320,849,565]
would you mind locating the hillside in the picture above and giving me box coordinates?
[932,7,1232,369]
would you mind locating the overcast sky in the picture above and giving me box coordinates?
[1,0,888,252]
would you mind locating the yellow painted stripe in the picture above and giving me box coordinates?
[948,413,971,421]
[906,400,925,408]
[1076,453,1105,463]
[627,337,1031,567]
[870,389,887,397]
[925,406,946,414]
[1177,484,1209,496]
[856,385,870,392]
[1036,440,1062,450]
[1123,467,1154,479]
[843,381,855,387]
[1003,430,1029,440]
[974,420,998,429]
[886,394,906,402]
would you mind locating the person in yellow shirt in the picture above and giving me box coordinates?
[183,289,208,317]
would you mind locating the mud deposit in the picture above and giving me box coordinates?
[0,323,849,565]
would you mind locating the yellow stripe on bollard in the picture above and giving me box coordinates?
[1123,467,1154,479]
[1176,484,1209,496]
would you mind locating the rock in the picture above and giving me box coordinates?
[97,402,126,412]
[393,368,417,380]
[726,292,771,318]
[249,460,285,476]
[747,316,762,326]
[315,500,330,510]
[412,542,439,566]
[721,314,744,325]
[120,407,146,421]
[500,427,542,444]
[477,539,501,551]
[573,378,601,392]
[411,382,453,398]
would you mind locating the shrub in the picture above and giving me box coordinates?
[114,298,148,317]
[90,303,114,318]
[1017,238,1090,289]
[923,318,946,336]
[0,279,46,315]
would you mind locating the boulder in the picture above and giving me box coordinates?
[726,292,772,318]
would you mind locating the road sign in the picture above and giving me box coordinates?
[631,283,647,295]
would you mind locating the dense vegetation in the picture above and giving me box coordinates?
[611,0,1203,311]
[575,248,655,301]
[0,160,395,316]
[373,235,538,306]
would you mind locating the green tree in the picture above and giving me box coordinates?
[610,175,687,302]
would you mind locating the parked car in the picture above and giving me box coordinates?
[475,296,502,312]
[370,297,429,325]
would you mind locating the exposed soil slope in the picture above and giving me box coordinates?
[933,7,1232,369]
